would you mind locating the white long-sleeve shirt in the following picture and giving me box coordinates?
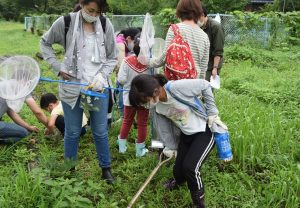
[117,56,151,106]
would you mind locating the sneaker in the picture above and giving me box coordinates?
[163,178,179,190]
[102,168,115,184]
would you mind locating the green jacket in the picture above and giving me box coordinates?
[203,17,225,71]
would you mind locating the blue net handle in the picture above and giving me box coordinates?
[39,77,128,93]
[80,89,107,98]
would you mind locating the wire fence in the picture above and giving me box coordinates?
[208,14,286,47]
[24,14,286,47]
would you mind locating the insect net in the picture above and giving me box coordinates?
[137,13,155,65]
[151,38,165,74]
[0,56,40,112]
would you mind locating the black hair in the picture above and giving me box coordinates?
[40,93,58,109]
[201,3,208,17]
[133,33,141,56]
[129,74,168,107]
[81,0,108,14]
[73,3,82,12]
[118,28,141,39]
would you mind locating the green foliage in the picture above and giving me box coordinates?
[262,0,300,12]
[153,8,178,38]
[232,11,265,30]
[231,11,300,46]
[0,0,19,21]
[0,0,75,21]
[279,11,300,44]
[202,0,248,13]
[225,44,277,68]
[107,0,177,15]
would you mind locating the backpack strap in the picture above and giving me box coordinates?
[64,15,71,48]
[165,82,208,119]
[170,24,180,36]
[64,14,106,48]
[100,15,106,33]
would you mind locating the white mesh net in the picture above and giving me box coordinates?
[152,38,165,59]
[151,38,165,74]
[138,13,155,65]
[0,56,40,112]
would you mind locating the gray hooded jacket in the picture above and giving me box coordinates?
[40,12,117,108]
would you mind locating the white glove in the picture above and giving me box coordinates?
[91,74,106,92]
[163,147,177,158]
[208,115,228,130]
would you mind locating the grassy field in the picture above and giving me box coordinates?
[0,21,299,208]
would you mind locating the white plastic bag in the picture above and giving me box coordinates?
[210,75,220,89]
[214,13,221,24]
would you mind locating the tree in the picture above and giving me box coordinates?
[202,0,248,13]
[107,0,178,15]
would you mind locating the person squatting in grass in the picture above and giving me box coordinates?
[40,93,88,137]
[129,74,219,208]
[117,33,151,157]
[0,96,40,144]
[0,57,49,144]
[40,0,117,184]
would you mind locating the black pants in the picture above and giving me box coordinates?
[173,126,214,193]
[55,115,86,136]
[107,89,115,127]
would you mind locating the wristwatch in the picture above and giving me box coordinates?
[213,65,218,69]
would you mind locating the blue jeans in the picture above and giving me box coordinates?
[116,81,124,118]
[0,121,29,143]
[62,91,111,168]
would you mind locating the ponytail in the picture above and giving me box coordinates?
[153,74,168,86]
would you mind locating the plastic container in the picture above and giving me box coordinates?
[214,132,233,162]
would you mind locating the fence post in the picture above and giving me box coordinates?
[263,18,269,48]
[24,17,27,31]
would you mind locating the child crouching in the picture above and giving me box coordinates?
[40,93,88,137]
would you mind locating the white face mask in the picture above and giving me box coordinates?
[143,97,159,109]
[127,41,134,52]
[197,20,205,28]
[148,99,159,109]
[82,9,99,23]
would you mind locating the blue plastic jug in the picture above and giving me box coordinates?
[214,132,233,162]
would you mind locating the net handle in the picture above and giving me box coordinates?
[39,77,128,92]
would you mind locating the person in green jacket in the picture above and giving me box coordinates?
[198,4,225,81]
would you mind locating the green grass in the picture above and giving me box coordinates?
[0,21,299,208]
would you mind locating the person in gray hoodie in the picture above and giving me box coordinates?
[129,74,219,208]
[40,0,117,184]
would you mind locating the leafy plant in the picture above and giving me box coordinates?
[153,8,178,38]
